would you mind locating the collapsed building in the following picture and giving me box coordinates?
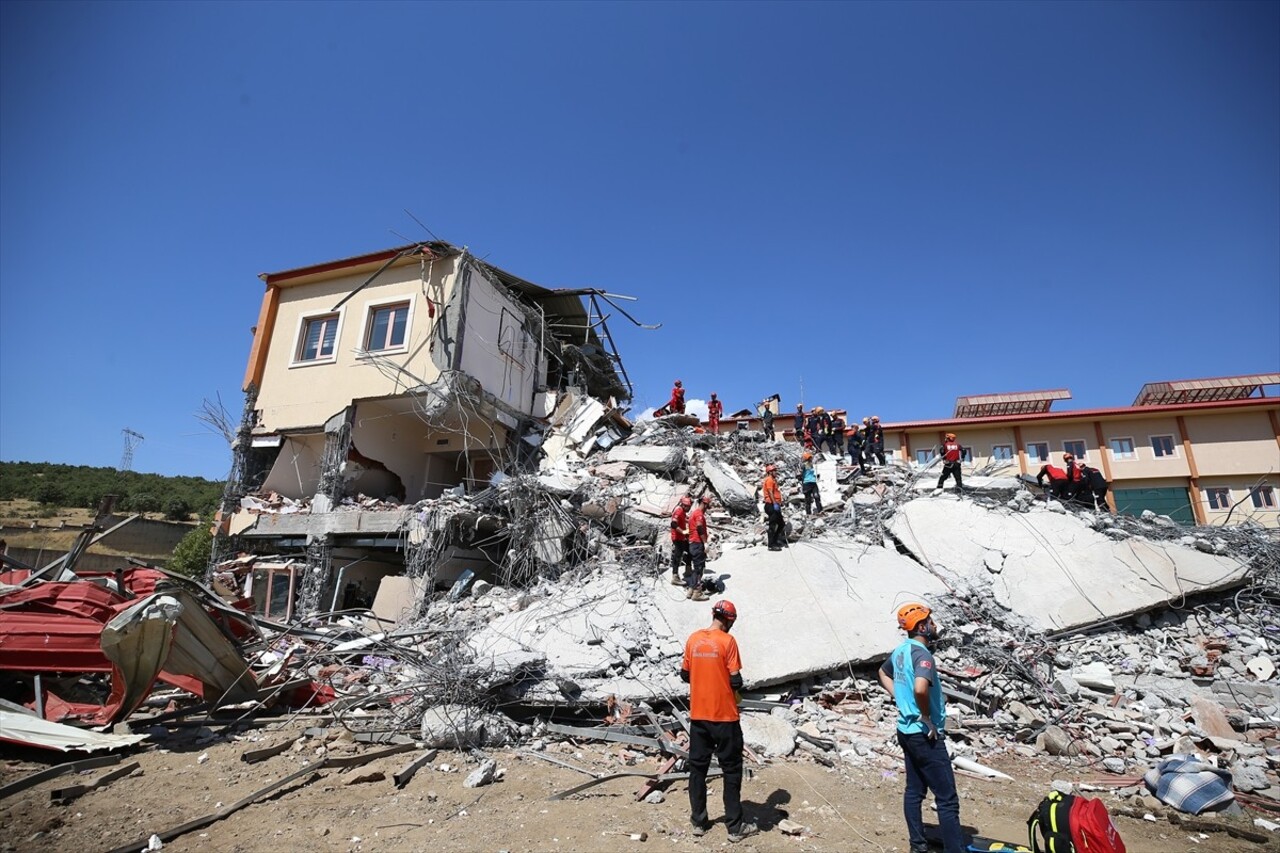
[212,241,639,619]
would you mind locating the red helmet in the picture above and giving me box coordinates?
[713,600,737,623]
[765,463,777,473]
[699,494,713,506]
[679,496,693,508]
[897,602,931,632]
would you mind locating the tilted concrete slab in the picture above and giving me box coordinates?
[233,508,411,538]
[888,498,1249,632]
[701,457,755,513]
[466,542,949,702]
[607,445,684,472]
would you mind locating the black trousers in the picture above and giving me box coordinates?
[937,461,962,490]
[765,506,785,547]
[803,481,822,514]
[685,541,706,589]
[671,540,691,574]
[688,719,745,832]
[869,444,886,466]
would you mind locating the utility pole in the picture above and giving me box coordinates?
[121,429,144,471]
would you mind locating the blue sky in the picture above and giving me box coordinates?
[2,1,1277,480]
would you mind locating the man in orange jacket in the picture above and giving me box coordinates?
[707,393,723,435]
[762,464,784,551]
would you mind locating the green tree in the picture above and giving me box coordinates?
[129,493,161,513]
[168,521,211,578]
[164,497,192,521]
[34,480,64,506]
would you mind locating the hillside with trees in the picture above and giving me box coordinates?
[0,461,224,520]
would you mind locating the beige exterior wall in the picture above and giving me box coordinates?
[1096,415,1191,479]
[255,258,460,431]
[456,265,543,420]
[1196,474,1280,527]
[1182,411,1280,476]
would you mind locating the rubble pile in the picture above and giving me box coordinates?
[3,414,1279,846]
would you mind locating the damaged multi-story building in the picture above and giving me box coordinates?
[212,242,634,620]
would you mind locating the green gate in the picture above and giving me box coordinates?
[1113,487,1196,525]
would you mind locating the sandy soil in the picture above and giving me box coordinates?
[1,722,1272,853]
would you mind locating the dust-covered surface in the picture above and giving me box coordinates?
[1,726,1271,853]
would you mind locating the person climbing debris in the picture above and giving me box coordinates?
[801,451,822,515]
[668,380,686,415]
[762,463,784,551]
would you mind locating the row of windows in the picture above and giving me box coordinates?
[913,436,1183,465]
[1205,486,1276,511]
[296,301,410,364]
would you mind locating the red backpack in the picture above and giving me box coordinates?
[1027,791,1126,853]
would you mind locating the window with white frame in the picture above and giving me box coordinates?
[1250,486,1276,509]
[1109,437,1137,460]
[364,301,409,352]
[992,444,1014,462]
[1151,435,1176,458]
[296,313,339,363]
[1026,442,1049,464]
[1205,487,1231,510]
[1063,440,1087,461]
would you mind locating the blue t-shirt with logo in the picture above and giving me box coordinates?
[880,638,945,735]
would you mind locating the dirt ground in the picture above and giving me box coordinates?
[2,722,1274,853]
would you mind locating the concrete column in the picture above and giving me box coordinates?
[1176,415,1207,526]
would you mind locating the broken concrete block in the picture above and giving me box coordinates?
[1069,662,1115,693]
[1041,725,1079,757]
[701,456,756,513]
[607,445,683,472]
[420,705,499,748]
[464,759,498,788]
[740,713,796,757]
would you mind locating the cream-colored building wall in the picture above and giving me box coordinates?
[256,259,459,431]
[1182,411,1280,476]
[1018,422,1098,466]
[1195,474,1280,527]
[1095,415,1191,480]
[901,427,1020,471]
[458,266,542,418]
[261,433,325,498]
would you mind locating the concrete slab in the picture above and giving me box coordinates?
[888,498,1249,632]
[608,445,683,472]
[701,457,755,513]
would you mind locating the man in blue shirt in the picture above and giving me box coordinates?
[878,602,964,853]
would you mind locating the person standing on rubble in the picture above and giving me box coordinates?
[793,404,805,442]
[936,433,964,492]
[847,425,868,475]
[801,452,823,515]
[681,600,758,843]
[685,495,713,600]
[867,416,887,467]
[762,407,775,440]
[668,380,686,415]
[878,603,965,853]
[762,464,785,551]
[707,393,723,435]
[830,413,846,458]
[670,496,693,586]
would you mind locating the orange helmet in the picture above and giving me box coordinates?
[765,463,777,473]
[803,452,813,461]
[945,433,956,440]
[897,602,932,632]
[713,600,737,624]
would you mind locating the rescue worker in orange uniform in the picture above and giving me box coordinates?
[686,495,713,600]
[762,464,785,551]
[668,380,686,415]
[670,496,693,586]
[707,393,723,435]
[937,433,964,491]
[681,600,758,843]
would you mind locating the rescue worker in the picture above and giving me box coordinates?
[1075,460,1110,510]
[668,380,686,415]
[801,451,823,515]
[793,405,805,441]
[686,495,713,600]
[1062,452,1084,502]
[762,464,785,551]
[681,600,758,843]
[867,416,886,467]
[936,433,964,491]
[830,414,846,458]
[707,393,723,435]
[878,603,964,853]
[1036,462,1070,500]
[762,407,775,440]
[670,496,693,585]
[847,425,868,475]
